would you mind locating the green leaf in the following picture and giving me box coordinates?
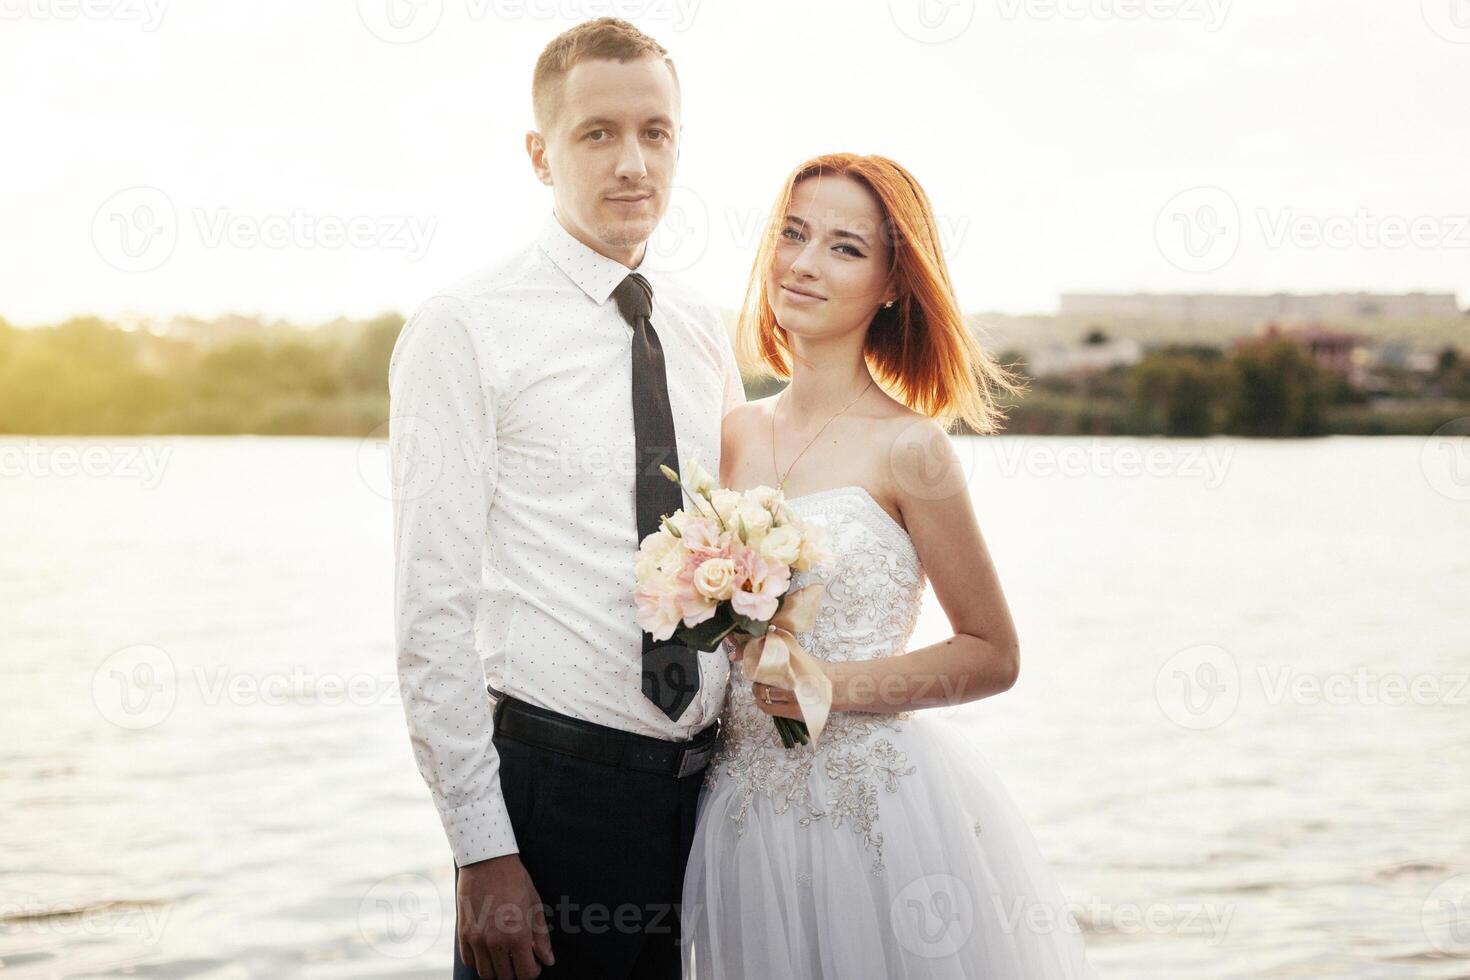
[677,609,737,652]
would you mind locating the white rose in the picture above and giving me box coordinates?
[692,557,738,601]
[710,488,743,523]
[732,500,774,545]
[748,485,781,509]
[757,525,802,566]
[636,528,678,577]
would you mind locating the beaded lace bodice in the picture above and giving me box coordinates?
[704,485,928,873]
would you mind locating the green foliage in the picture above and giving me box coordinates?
[1224,337,1327,437]
[1129,352,1234,436]
[0,314,404,435]
[0,314,1463,437]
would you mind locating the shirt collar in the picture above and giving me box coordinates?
[537,213,647,310]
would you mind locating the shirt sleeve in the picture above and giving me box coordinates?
[388,298,517,866]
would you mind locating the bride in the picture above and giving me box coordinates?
[681,153,1099,978]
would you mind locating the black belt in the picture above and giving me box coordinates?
[490,689,721,779]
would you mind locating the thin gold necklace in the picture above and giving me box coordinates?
[771,376,876,493]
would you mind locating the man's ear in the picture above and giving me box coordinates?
[526,131,553,186]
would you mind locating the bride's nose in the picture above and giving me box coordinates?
[788,241,820,280]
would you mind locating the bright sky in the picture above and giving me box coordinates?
[2,0,1467,325]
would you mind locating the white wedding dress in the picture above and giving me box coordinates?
[682,486,1099,979]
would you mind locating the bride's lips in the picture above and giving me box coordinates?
[780,284,826,304]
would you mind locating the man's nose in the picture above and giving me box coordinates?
[614,140,647,180]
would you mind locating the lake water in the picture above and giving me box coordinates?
[2,434,1467,978]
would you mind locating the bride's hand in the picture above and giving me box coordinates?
[750,680,804,720]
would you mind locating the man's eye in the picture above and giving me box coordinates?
[586,130,611,141]
[645,129,669,141]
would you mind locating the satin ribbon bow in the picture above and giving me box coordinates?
[741,582,832,743]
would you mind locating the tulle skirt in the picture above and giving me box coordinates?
[681,714,1100,979]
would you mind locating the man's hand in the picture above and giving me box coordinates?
[457,854,554,979]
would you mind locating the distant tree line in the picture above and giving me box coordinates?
[0,314,399,436]
[995,337,1470,438]
[1,315,1466,437]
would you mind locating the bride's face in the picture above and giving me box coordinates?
[766,174,894,342]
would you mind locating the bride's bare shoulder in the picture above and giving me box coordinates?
[719,396,775,477]
[720,395,776,441]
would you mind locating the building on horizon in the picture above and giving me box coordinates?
[1059,292,1462,325]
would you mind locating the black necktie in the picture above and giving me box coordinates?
[613,272,701,723]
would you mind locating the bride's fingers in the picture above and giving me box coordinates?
[751,682,791,704]
[754,696,804,720]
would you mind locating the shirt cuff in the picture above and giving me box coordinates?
[442,794,519,867]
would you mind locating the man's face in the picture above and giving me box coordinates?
[530,55,680,264]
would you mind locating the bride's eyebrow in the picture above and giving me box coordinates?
[783,215,869,248]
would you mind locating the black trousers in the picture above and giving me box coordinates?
[452,727,705,979]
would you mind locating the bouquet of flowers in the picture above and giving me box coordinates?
[635,460,835,748]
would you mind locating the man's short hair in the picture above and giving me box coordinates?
[532,17,679,132]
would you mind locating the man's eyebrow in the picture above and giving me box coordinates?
[783,215,870,248]
[572,115,675,130]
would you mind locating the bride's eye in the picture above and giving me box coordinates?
[780,227,804,243]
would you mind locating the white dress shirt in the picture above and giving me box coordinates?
[390,213,746,866]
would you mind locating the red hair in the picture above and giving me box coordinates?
[737,153,1024,434]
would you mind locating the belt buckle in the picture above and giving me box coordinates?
[675,741,713,779]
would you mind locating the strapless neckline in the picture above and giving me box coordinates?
[781,485,918,570]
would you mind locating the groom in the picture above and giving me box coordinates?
[389,17,745,980]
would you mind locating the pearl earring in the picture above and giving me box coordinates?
[883,300,895,308]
